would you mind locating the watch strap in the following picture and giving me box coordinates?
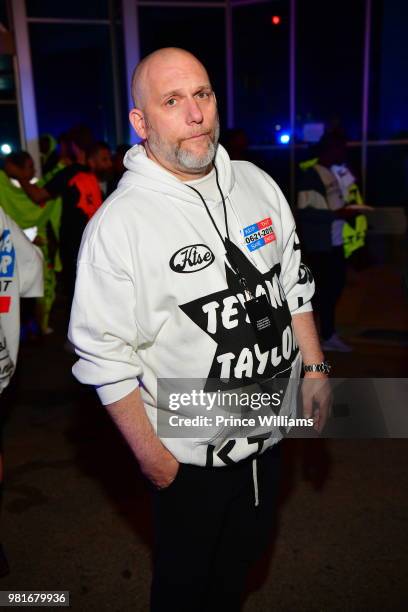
[303,360,331,374]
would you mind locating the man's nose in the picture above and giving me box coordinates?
[186,98,204,123]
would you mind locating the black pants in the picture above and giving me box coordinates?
[308,247,347,340]
[150,442,282,612]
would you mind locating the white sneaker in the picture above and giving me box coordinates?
[321,333,353,352]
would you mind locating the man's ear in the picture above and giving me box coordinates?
[129,108,147,140]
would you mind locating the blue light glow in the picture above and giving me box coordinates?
[279,133,290,144]
[1,143,12,155]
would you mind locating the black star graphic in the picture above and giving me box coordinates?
[179,239,298,392]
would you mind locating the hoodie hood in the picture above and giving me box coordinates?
[119,142,235,207]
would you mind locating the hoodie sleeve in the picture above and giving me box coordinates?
[281,227,315,315]
[69,261,142,405]
[68,210,143,406]
[263,173,315,315]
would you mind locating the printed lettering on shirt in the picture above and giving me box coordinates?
[179,239,298,393]
[0,280,12,292]
[241,217,276,252]
[170,244,215,273]
[206,436,276,467]
[0,230,15,277]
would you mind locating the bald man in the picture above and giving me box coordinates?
[69,48,331,611]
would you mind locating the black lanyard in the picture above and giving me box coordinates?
[186,164,287,354]
[185,164,254,299]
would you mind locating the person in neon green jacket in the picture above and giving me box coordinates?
[0,152,63,334]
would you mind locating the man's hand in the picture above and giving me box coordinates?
[104,387,182,491]
[301,373,333,433]
[291,311,332,433]
[140,448,180,490]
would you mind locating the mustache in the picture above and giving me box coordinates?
[183,117,220,142]
[183,127,220,142]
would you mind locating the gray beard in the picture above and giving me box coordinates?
[146,117,220,172]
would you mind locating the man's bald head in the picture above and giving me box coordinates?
[131,47,210,110]
[128,47,219,181]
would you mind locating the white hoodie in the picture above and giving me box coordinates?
[69,144,314,466]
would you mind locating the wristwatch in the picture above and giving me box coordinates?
[303,360,331,374]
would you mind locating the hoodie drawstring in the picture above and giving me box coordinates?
[252,457,259,507]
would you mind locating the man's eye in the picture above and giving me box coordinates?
[197,92,209,99]
[166,98,177,106]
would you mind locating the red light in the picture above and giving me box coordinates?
[272,15,281,25]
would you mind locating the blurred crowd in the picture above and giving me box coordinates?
[0,125,130,345]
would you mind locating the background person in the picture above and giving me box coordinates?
[87,141,113,198]
[297,129,370,352]
[0,205,44,577]
[1,152,61,337]
[6,128,103,338]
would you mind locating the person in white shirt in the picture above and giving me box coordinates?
[69,48,331,611]
[0,206,44,576]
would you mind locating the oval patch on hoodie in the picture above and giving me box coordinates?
[170,244,215,274]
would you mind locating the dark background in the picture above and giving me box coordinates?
[1,0,407,205]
